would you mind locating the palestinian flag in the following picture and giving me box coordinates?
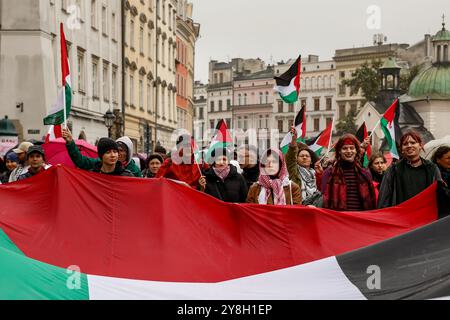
[309,118,334,156]
[44,23,72,126]
[274,55,301,104]
[206,119,232,161]
[380,99,400,160]
[45,125,63,143]
[0,166,440,299]
[280,105,306,154]
[356,122,372,167]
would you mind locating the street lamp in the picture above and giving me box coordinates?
[104,109,116,138]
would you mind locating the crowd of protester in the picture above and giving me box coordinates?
[0,127,449,218]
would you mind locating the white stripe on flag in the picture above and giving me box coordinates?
[87,257,366,300]
[274,76,297,97]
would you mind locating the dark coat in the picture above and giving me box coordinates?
[437,167,450,219]
[91,162,134,177]
[378,158,442,209]
[203,165,248,203]
[321,165,377,211]
[242,165,260,190]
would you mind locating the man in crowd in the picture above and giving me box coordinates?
[378,131,442,208]
[61,128,142,177]
[17,145,51,181]
[90,138,134,177]
[9,142,34,182]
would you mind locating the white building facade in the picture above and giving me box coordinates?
[0,0,122,145]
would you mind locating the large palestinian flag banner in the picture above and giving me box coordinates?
[0,166,445,299]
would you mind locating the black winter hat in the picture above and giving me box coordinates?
[26,145,46,161]
[97,138,119,160]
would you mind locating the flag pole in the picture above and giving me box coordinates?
[367,119,381,139]
[319,117,335,162]
[60,23,68,130]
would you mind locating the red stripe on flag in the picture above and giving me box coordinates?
[60,23,70,85]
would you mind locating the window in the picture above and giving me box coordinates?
[339,104,346,120]
[314,98,320,111]
[278,100,283,113]
[112,66,117,103]
[148,33,152,59]
[265,92,269,104]
[227,99,231,110]
[326,98,332,111]
[259,92,263,104]
[219,100,223,112]
[288,104,294,113]
[77,49,85,93]
[243,94,247,105]
[129,73,134,106]
[350,104,357,114]
[139,25,144,54]
[162,0,166,23]
[339,84,345,96]
[219,73,223,83]
[238,94,242,106]
[101,6,107,35]
[326,118,333,127]
[288,119,294,129]
[210,101,214,112]
[111,13,116,39]
[161,87,165,117]
[91,0,97,29]
[161,40,165,65]
[139,78,144,109]
[199,107,204,120]
[314,119,320,132]
[147,82,152,113]
[339,71,345,79]
[92,56,99,98]
[102,62,109,101]
[210,120,215,129]
[130,20,135,49]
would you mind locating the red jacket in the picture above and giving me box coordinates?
[156,158,208,189]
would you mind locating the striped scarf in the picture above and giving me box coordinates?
[213,165,231,182]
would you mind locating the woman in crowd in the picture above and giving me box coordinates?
[378,131,442,209]
[246,148,302,205]
[199,147,248,203]
[0,152,19,184]
[286,127,322,206]
[368,153,388,189]
[321,134,377,211]
[237,144,260,189]
[432,145,450,218]
[142,154,164,178]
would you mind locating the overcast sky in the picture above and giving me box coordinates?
[190,0,449,83]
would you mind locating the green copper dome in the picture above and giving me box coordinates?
[433,22,450,41]
[407,65,450,101]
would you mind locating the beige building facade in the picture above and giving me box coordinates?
[124,0,177,153]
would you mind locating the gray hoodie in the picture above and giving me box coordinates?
[116,136,133,165]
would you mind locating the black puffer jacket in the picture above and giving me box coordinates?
[242,165,260,190]
[203,165,248,203]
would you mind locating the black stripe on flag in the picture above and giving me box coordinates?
[336,215,450,300]
[274,56,301,87]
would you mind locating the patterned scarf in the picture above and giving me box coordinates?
[298,166,317,200]
[258,149,289,205]
[213,165,231,181]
